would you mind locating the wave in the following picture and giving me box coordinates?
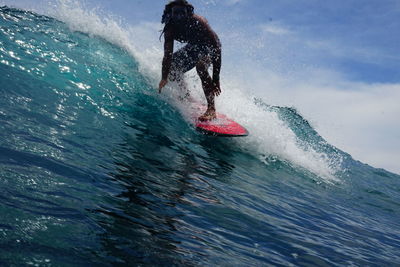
[21,1,344,182]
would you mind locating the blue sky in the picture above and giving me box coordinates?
[2,0,400,173]
[99,0,400,82]
[5,0,399,83]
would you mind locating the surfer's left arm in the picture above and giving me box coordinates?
[211,45,221,96]
[209,33,221,97]
[203,17,222,96]
[197,15,222,96]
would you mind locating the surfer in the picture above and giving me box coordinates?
[158,0,222,121]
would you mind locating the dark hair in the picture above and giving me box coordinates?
[159,0,194,41]
[161,0,194,24]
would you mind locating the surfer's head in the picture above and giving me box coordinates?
[161,0,194,24]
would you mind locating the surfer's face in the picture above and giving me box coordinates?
[171,6,188,22]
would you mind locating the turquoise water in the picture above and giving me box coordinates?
[1,6,400,266]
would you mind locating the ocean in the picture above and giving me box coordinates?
[0,5,399,266]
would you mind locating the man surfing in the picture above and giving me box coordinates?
[158,0,222,121]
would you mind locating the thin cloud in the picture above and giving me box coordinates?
[224,0,247,5]
[259,23,292,36]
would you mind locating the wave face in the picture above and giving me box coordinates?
[1,6,400,266]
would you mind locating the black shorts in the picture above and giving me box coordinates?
[170,44,211,74]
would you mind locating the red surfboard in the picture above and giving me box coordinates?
[191,104,249,137]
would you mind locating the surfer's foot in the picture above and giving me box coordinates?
[198,109,216,121]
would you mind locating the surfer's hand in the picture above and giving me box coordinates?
[158,79,168,93]
[212,80,221,96]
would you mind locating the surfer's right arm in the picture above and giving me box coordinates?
[159,28,174,93]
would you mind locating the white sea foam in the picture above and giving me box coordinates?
[38,0,341,182]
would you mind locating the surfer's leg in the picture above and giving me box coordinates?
[170,45,199,100]
[169,68,189,99]
[196,58,216,121]
[169,64,190,101]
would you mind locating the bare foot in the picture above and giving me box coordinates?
[198,109,217,121]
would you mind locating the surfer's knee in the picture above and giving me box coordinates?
[196,60,209,78]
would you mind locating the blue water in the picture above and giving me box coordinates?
[1,6,400,266]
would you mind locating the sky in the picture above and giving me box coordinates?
[2,0,400,174]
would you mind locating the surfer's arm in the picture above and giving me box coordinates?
[198,16,222,94]
[161,30,174,81]
[212,46,221,84]
[209,33,221,96]
[195,15,221,84]
[159,29,174,92]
